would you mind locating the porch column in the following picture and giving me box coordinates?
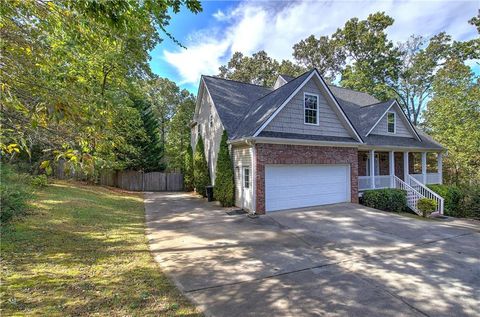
[389,151,395,188]
[370,150,375,189]
[421,152,427,184]
[403,151,409,182]
[438,152,443,184]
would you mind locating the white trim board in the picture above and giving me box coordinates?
[252,69,364,143]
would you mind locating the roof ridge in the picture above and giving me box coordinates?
[202,75,272,89]
[327,84,378,96]
[360,99,395,108]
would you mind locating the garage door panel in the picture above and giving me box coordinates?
[265,164,350,212]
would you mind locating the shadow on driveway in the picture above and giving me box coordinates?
[145,192,480,317]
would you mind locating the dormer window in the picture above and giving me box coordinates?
[304,93,319,125]
[387,112,396,133]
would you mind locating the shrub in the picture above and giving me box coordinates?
[31,174,48,187]
[428,184,464,216]
[193,136,210,197]
[184,145,194,192]
[362,188,407,212]
[417,198,437,217]
[463,186,480,219]
[1,164,34,224]
[214,131,234,207]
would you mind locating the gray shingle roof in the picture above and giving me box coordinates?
[201,71,443,150]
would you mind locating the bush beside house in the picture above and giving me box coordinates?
[214,131,234,207]
[362,189,407,212]
[417,198,437,217]
[193,136,210,197]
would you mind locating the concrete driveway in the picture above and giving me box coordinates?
[145,192,480,317]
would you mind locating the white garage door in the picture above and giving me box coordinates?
[265,164,350,212]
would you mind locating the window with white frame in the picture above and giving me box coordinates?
[387,112,395,133]
[243,167,250,189]
[304,93,319,125]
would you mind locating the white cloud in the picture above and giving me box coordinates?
[163,0,479,85]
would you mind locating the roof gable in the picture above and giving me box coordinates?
[263,75,354,139]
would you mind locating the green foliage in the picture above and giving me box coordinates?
[428,184,480,219]
[362,189,407,212]
[31,175,48,187]
[417,198,437,217]
[1,165,34,224]
[1,0,201,176]
[166,90,196,171]
[427,184,464,216]
[424,60,480,186]
[193,136,210,197]
[214,131,235,207]
[463,186,480,220]
[184,144,194,192]
[219,51,306,86]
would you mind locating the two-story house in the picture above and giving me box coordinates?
[191,69,445,215]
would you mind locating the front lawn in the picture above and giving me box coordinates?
[1,181,201,316]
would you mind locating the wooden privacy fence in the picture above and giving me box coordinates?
[100,170,184,192]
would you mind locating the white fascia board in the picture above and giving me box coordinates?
[253,137,360,148]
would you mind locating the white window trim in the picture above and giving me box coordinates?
[387,111,396,134]
[243,166,250,189]
[303,92,320,126]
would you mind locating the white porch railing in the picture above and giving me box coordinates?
[358,176,372,191]
[375,175,392,189]
[407,175,444,214]
[394,176,422,215]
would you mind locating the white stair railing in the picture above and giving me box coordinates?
[393,176,423,216]
[407,175,444,214]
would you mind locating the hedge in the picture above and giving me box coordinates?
[362,188,407,212]
[1,164,34,224]
[417,198,437,217]
[184,144,194,191]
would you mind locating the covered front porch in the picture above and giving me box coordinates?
[358,150,443,191]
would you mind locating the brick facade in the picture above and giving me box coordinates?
[255,143,358,214]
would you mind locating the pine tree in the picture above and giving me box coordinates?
[193,136,209,197]
[131,96,165,171]
[184,144,194,191]
[214,131,235,206]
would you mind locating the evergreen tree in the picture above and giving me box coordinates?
[184,144,194,191]
[131,95,165,171]
[214,131,235,206]
[193,136,209,197]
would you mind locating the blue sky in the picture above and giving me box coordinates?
[150,0,480,94]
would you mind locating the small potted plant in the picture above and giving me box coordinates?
[417,198,437,217]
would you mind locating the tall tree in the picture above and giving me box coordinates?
[184,144,194,191]
[424,59,480,185]
[219,51,305,86]
[335,12,402,101]
[293,35,344,81]
[166,90,196,171]
[0,0,202,175]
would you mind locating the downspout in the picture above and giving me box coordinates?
[248,139,257,215]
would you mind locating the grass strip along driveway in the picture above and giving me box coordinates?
[1,181,201,316]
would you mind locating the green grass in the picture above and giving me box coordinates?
[1,181,201,316]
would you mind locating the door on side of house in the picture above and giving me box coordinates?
[241,166,252,210]
[265,164,350,212]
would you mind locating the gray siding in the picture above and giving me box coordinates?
[232,145,253,211]
[371,105,413,138]
[264,78,351,138]
[191,85,224,185]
